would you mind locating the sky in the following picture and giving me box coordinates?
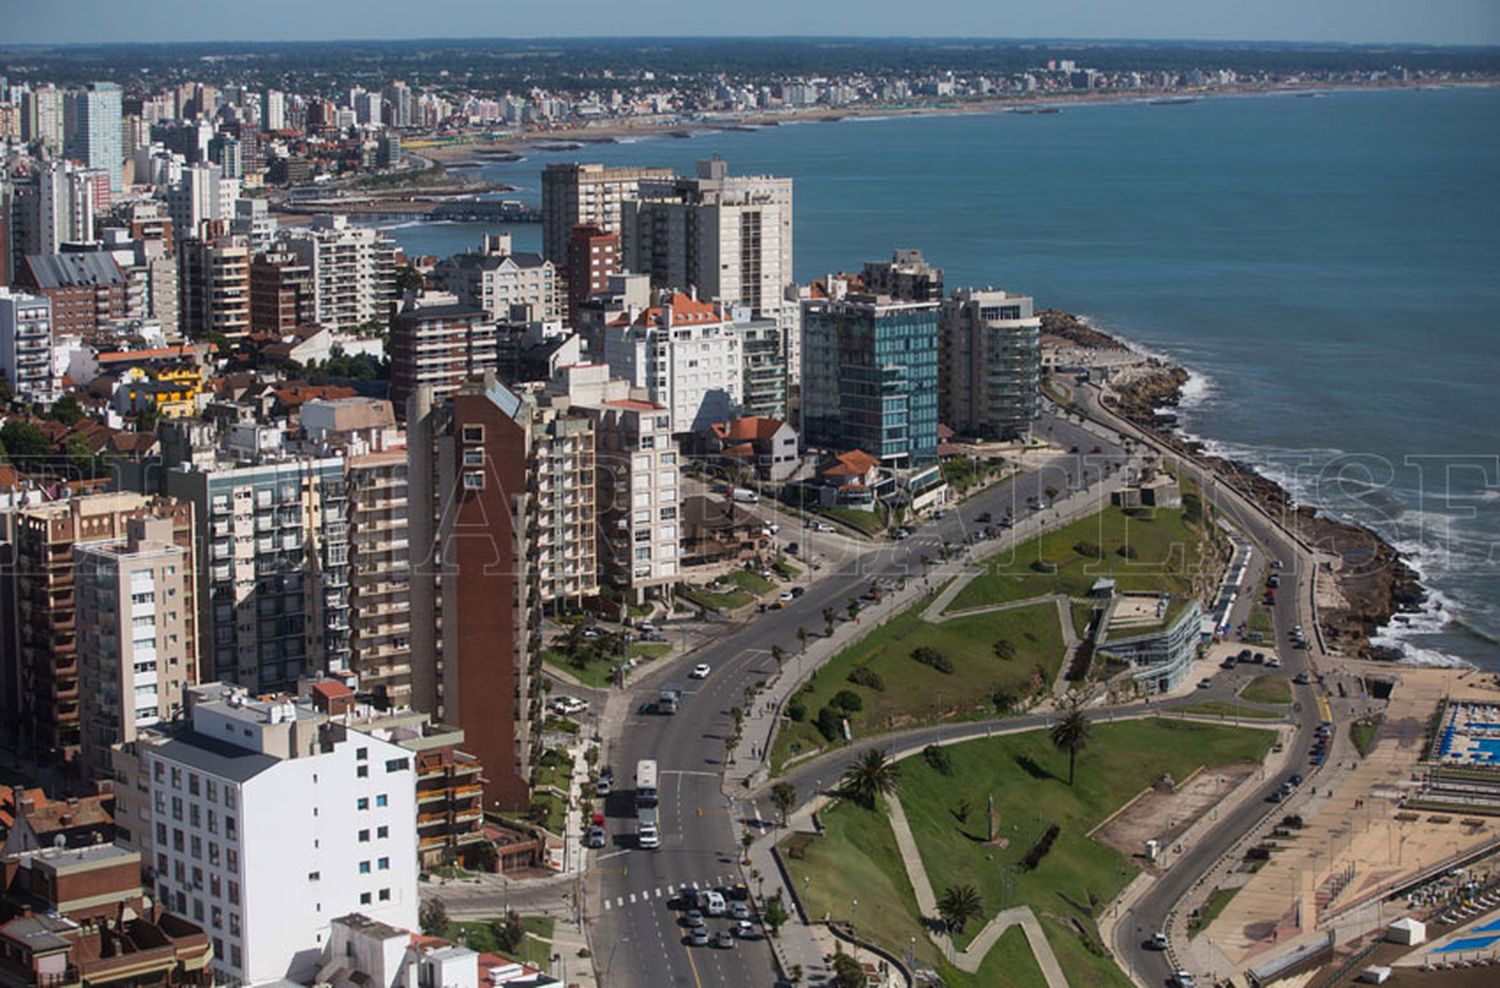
[4,0,1499,47]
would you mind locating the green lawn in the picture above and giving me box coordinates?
[822,507,887,536]
[1189,885,1241,935]
[772,596,1066,770]
[541,649,616,689]
[785,720,1272,985]
[1351,716,1382,757]
[772,555,801,579]
[630,642,671,662]
[1239,676,1292,705]
[1248,601,1275,638]
[531,748,573,793]
[1178,702,1287,721]
[725,569,775,595]
[680,586,754,612]
[949,505,1208,612]
[452,915,557,964]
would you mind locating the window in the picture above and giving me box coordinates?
[378,888,391,901]
[356,747,368,761]
[462,471,484,491]
[188,773,200,796]
[463,448,485,466]
[378,857,389,870]
[225,817,237,840]
[171,767,181,789]
[230,914,240,937]
[461,424,485,442]
[385,757,409,773]
[206,780,218,803]
[359,861,371,874]
[375,794,388,807]
[224,790,236,810]
[212,905,222,928]
[226,849,238,872]
[230,944,242,969]
[309,872,321,882]
[228,880,239,905]
[359,892,372,905]
[358,829,370,842]
[376,825,388,839]
[356,765,369,778]
[357,797,369,811]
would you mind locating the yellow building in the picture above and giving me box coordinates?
[118,364,203,418]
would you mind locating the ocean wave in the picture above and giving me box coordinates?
[1390,642,1475,669]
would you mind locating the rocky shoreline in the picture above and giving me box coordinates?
[1042,309,1425,660]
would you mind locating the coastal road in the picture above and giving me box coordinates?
[589,415,1119,988]
[1063,381,1339,987]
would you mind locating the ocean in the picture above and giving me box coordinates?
[374,87,1500,669]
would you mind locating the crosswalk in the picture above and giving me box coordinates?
[601,874,740,911]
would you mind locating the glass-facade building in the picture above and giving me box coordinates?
[800,295,940,468]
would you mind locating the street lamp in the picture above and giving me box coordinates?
[852,897,858,938]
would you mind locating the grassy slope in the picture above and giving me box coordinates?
[773,597,1065,769]
[1239,676,1292,705]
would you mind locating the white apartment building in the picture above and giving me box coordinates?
[0,287,57,403]
[64,82,123,191]
[547,363,681,601]
[602,291,742,435]
[112,683,419,986]
[75,516,197,782]
[531,402,598,611]
[430,239,561,322]
[284,215,398,332]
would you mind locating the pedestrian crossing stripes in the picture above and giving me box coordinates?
[600,875,738,910]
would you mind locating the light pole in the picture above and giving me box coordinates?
[852,897,858,939]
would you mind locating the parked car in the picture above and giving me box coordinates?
[778,591,795,603]
[790,586,805,598]
[1198,677,1214,689]
[550,695,588,716]
[1294,671,1312,685]
[785,542,800,555]
[1172,972,1197,988]
[689,928,711,947]
[977,511,993,523]
[690,663,712,679]
[1147,932,1169,950]
[813,522,834,533]
[595,776,611,797]
[585,827,607,848]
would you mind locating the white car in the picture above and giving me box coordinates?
[550,695,589,715]
[778,591,795,603]
[813,522,834,533]
[690,663,712,679]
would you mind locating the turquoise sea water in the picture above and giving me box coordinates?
[379,87,1500,669]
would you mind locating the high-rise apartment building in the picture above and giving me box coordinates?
[167,163,226,243]
[346,450,412,711]
[165,457,350,692]
[861,248,945,302]
[540,162,674,272]
[75,515,198,782]
[111,682,419,985]
[249,249,313,333]
[623,158,794,323]
[565,223,620,324]
[383,82,413,129]
[0,287,57,403]
[547,363,682,603]
[801,290,940,467]
[939,288,1042,440]
[21,84,64,155]
[388,294,495,414]
[602,291,742,435]
[407,375,540,811]
[734,312,788,420]
[179,236,251,340]
[284,214,397,332]
[8,493,193,764]
[64,82,123,191]
[530,402,598,611]
[17,251,128,339]
[430,240,560,322]
[262,90,286,132]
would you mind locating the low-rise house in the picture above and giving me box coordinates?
[705,416,800,483]
[1092,587,1204,695]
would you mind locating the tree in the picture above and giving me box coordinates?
[990,685,1020,715]
[47,395,84,426]
[937,884,984,934]
[763,894,789,937]
[822,606,836,633]
[63,435,98,478]
[135,403,159,435]
[418,898,451,936]
[1050,697,1093,786]
[840,747,899,810]
[771,644,787,669]
[846,597,861,621]
[832,954,866,988]
[771,781,798,827]
[0,420,49,465]
[796,626,809,652]
[993,638,1016,661]
[490,910,526,953]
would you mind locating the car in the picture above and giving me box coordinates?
[1266,657,1282,668]
[713,930,735,949]
[1268,789,1285,803]
[1253,652,1267,664]
[690,663,712,679]
[894,529,911,540]
[976,511,993,523]
[933,510,947,520]
[1172,972,1197,988]
[582,625,603,638]
[1290,773,1304,786]
[1237,649,1252,662]
[1092,446,1103,454]
[703,890,727,916]
[731,919,759,939]
[638,621,657,633]
[790,586,805,598]
[550,695,588,716]
[638,824,660,849]
[813,522,834,533]
[778,591,795,603]
[688,928,711,947]
[1294,672,1312,685]
[730,901,752,920]
[682,909,705,928]
[1198,677,1213,689]
[1147,932,1169,950]
[726,882,750,901]
[785,542,800,555]
[595,776,611,797]
[585,827,607,848]
[1221,658,1237,670]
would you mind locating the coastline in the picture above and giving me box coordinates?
[418,79,1498,162]
[1040,309,1428,664]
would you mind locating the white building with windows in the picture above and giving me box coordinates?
[602,290,742,436]
[111,682,419,986]
[0,287,57,403]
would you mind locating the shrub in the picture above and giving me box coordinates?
[786,697,807,722]
[1021,822,1061,871]
[922,744,953,776]
[1073,541,1103,559]
[815,706,843,742]
[848,666,885,691]
[993,638,1016,661]
[912,646,954,674]
[831,690,864,713]
[1030,559,1058,573]
[1182,491,1204,524]
[1117,543,1139,560]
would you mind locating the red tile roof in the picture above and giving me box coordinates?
[822,449,879,478]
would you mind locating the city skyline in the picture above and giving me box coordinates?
[6,0,1500,47]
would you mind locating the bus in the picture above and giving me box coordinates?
[635,759,659,808]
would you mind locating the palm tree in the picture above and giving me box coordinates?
[771,644,787,669]
[937,885,984,934]
[1050,699,1093,786]
[771,781,798,827]
[840,748,899,810]
[796,626,809,652]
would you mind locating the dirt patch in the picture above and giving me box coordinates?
[1096,766,1257,865]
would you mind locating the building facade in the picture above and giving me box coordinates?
[430,247,560,323]
[75,515,198,783]
[63,82,124,191]
[540,163,675,272]
[565,223,619,324]
[346,451,412,711]
[179,237,251,340]
[938,288,1042,440]
[0,287,56,403]
[602,291,742,436]
[800,292,940,467]
[283,215,397,332]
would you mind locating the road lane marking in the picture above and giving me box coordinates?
[683,937,705,988]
